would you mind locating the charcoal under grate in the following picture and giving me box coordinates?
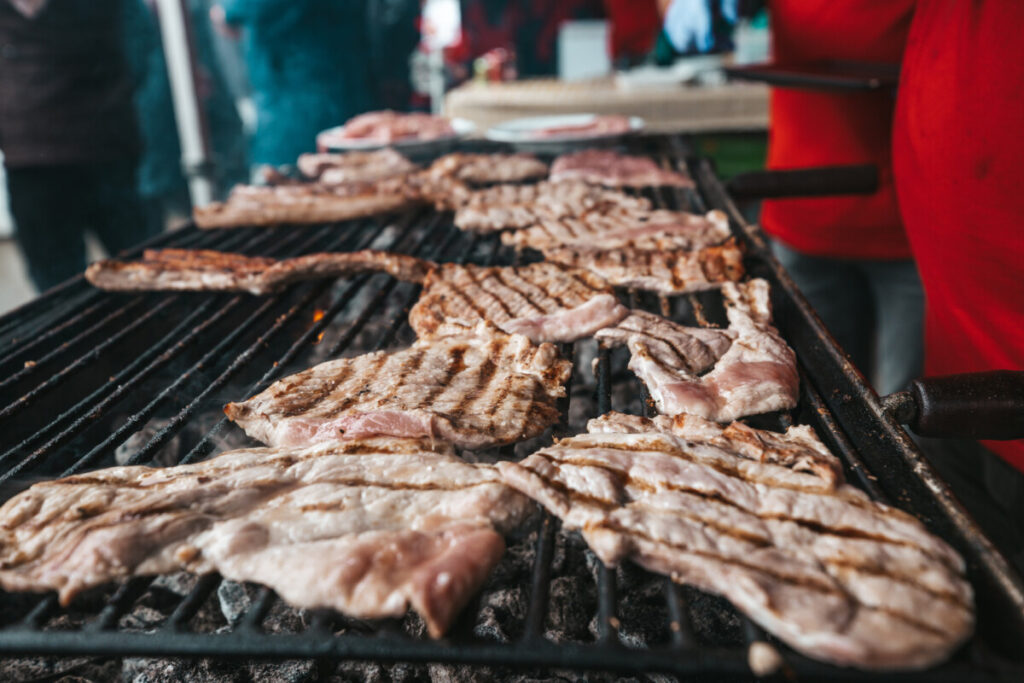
[0,136,1022,682]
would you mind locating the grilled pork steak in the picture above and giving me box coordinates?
[550,149,694,188]
[86,249,435,295]
[193,179,418,229]
[595,310,734,375]
[426,152,548,185]
[542,240,745,295]
[0,438,533,638]
[451,181,651,232]
[587,411,844,486]
[409,261,629,343]
[497,425,973,670]
[87,251,628,343]
[225,325,572,450]
[502,209,731,252]
[296,148,417,185]
[627,279,799,421]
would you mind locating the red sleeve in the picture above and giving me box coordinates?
[603,0,659,60]
[893,0,1024,470]
[760,0,914,260]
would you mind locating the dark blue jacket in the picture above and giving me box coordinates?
[222,0,377,165]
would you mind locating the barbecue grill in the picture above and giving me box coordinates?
[1,134,1022,681]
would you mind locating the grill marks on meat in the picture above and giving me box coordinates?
[426,153,548,185]
[451,181,651,232]
[550,149,694,188]
[296,148,417,185]
[542,240,745,295]
[193,179,418,229]
[86,249,434,295]
[0,439,533,637]
[626,279,798,421]
[587,411,844,487]
[86,250,629,343]
[409,262,629,343]
[503,209,731,252]
[224,325,572,450]
[497,427,973,670]
[595,310,734,375]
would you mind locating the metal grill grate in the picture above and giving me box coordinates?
[0,135,1022,681]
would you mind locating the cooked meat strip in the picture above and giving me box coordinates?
[595,310,733,375]
[322,110,456,144]
[550,149,694,188]
[497,428,973,670]
[296,148,417,184]
[425,152,548,185]
[225,324,572,450]
[193,178,419,229]
[86,249,435,295]
[542,239,745,295]
[0,438,532,638]
[628,279,799,421]
[587,411,844,487]
[503,209,731,252]
[87,250,627,343]
[409,261,629,343]
[527,115,632,139]
[451,181,651,232]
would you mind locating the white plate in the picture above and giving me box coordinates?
[316,118,476,154]
[485,114,644,145]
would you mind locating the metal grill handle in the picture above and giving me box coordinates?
[883,370,1024,440]
[725,164,878,200]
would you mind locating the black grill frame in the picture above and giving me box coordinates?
[0,135,1022,681]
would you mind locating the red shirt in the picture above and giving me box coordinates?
[761,0,914,260]
[893,1,1024,470]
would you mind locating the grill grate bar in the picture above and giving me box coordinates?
[20,595,58,630]
[0,298,224,466]
[0,228,260,412]
[54,220,371,475]
[0,225,188,340]
[0,226,233,353]
[165,574,222,633]
[0,297,149,398]
[664,581,697,649]
[522,515,557,642]
[0,299,111,371]
[239,588,276,633]
[88,577,154,632]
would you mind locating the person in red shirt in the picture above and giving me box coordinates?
[892,0,1024,566]
[760,0,921,397]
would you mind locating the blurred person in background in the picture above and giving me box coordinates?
[454,0,604,78]
[661,0,922,396]
[209,0,377,167]
[124,0,248,234]
[0,0,155,292]
[892,1,1024,566]
[758,0,921,397]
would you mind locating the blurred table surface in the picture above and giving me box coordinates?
[444,77,769,135]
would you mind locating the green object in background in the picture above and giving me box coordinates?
[691,132,767,180]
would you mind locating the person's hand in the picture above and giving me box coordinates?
[209,5,241,41]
